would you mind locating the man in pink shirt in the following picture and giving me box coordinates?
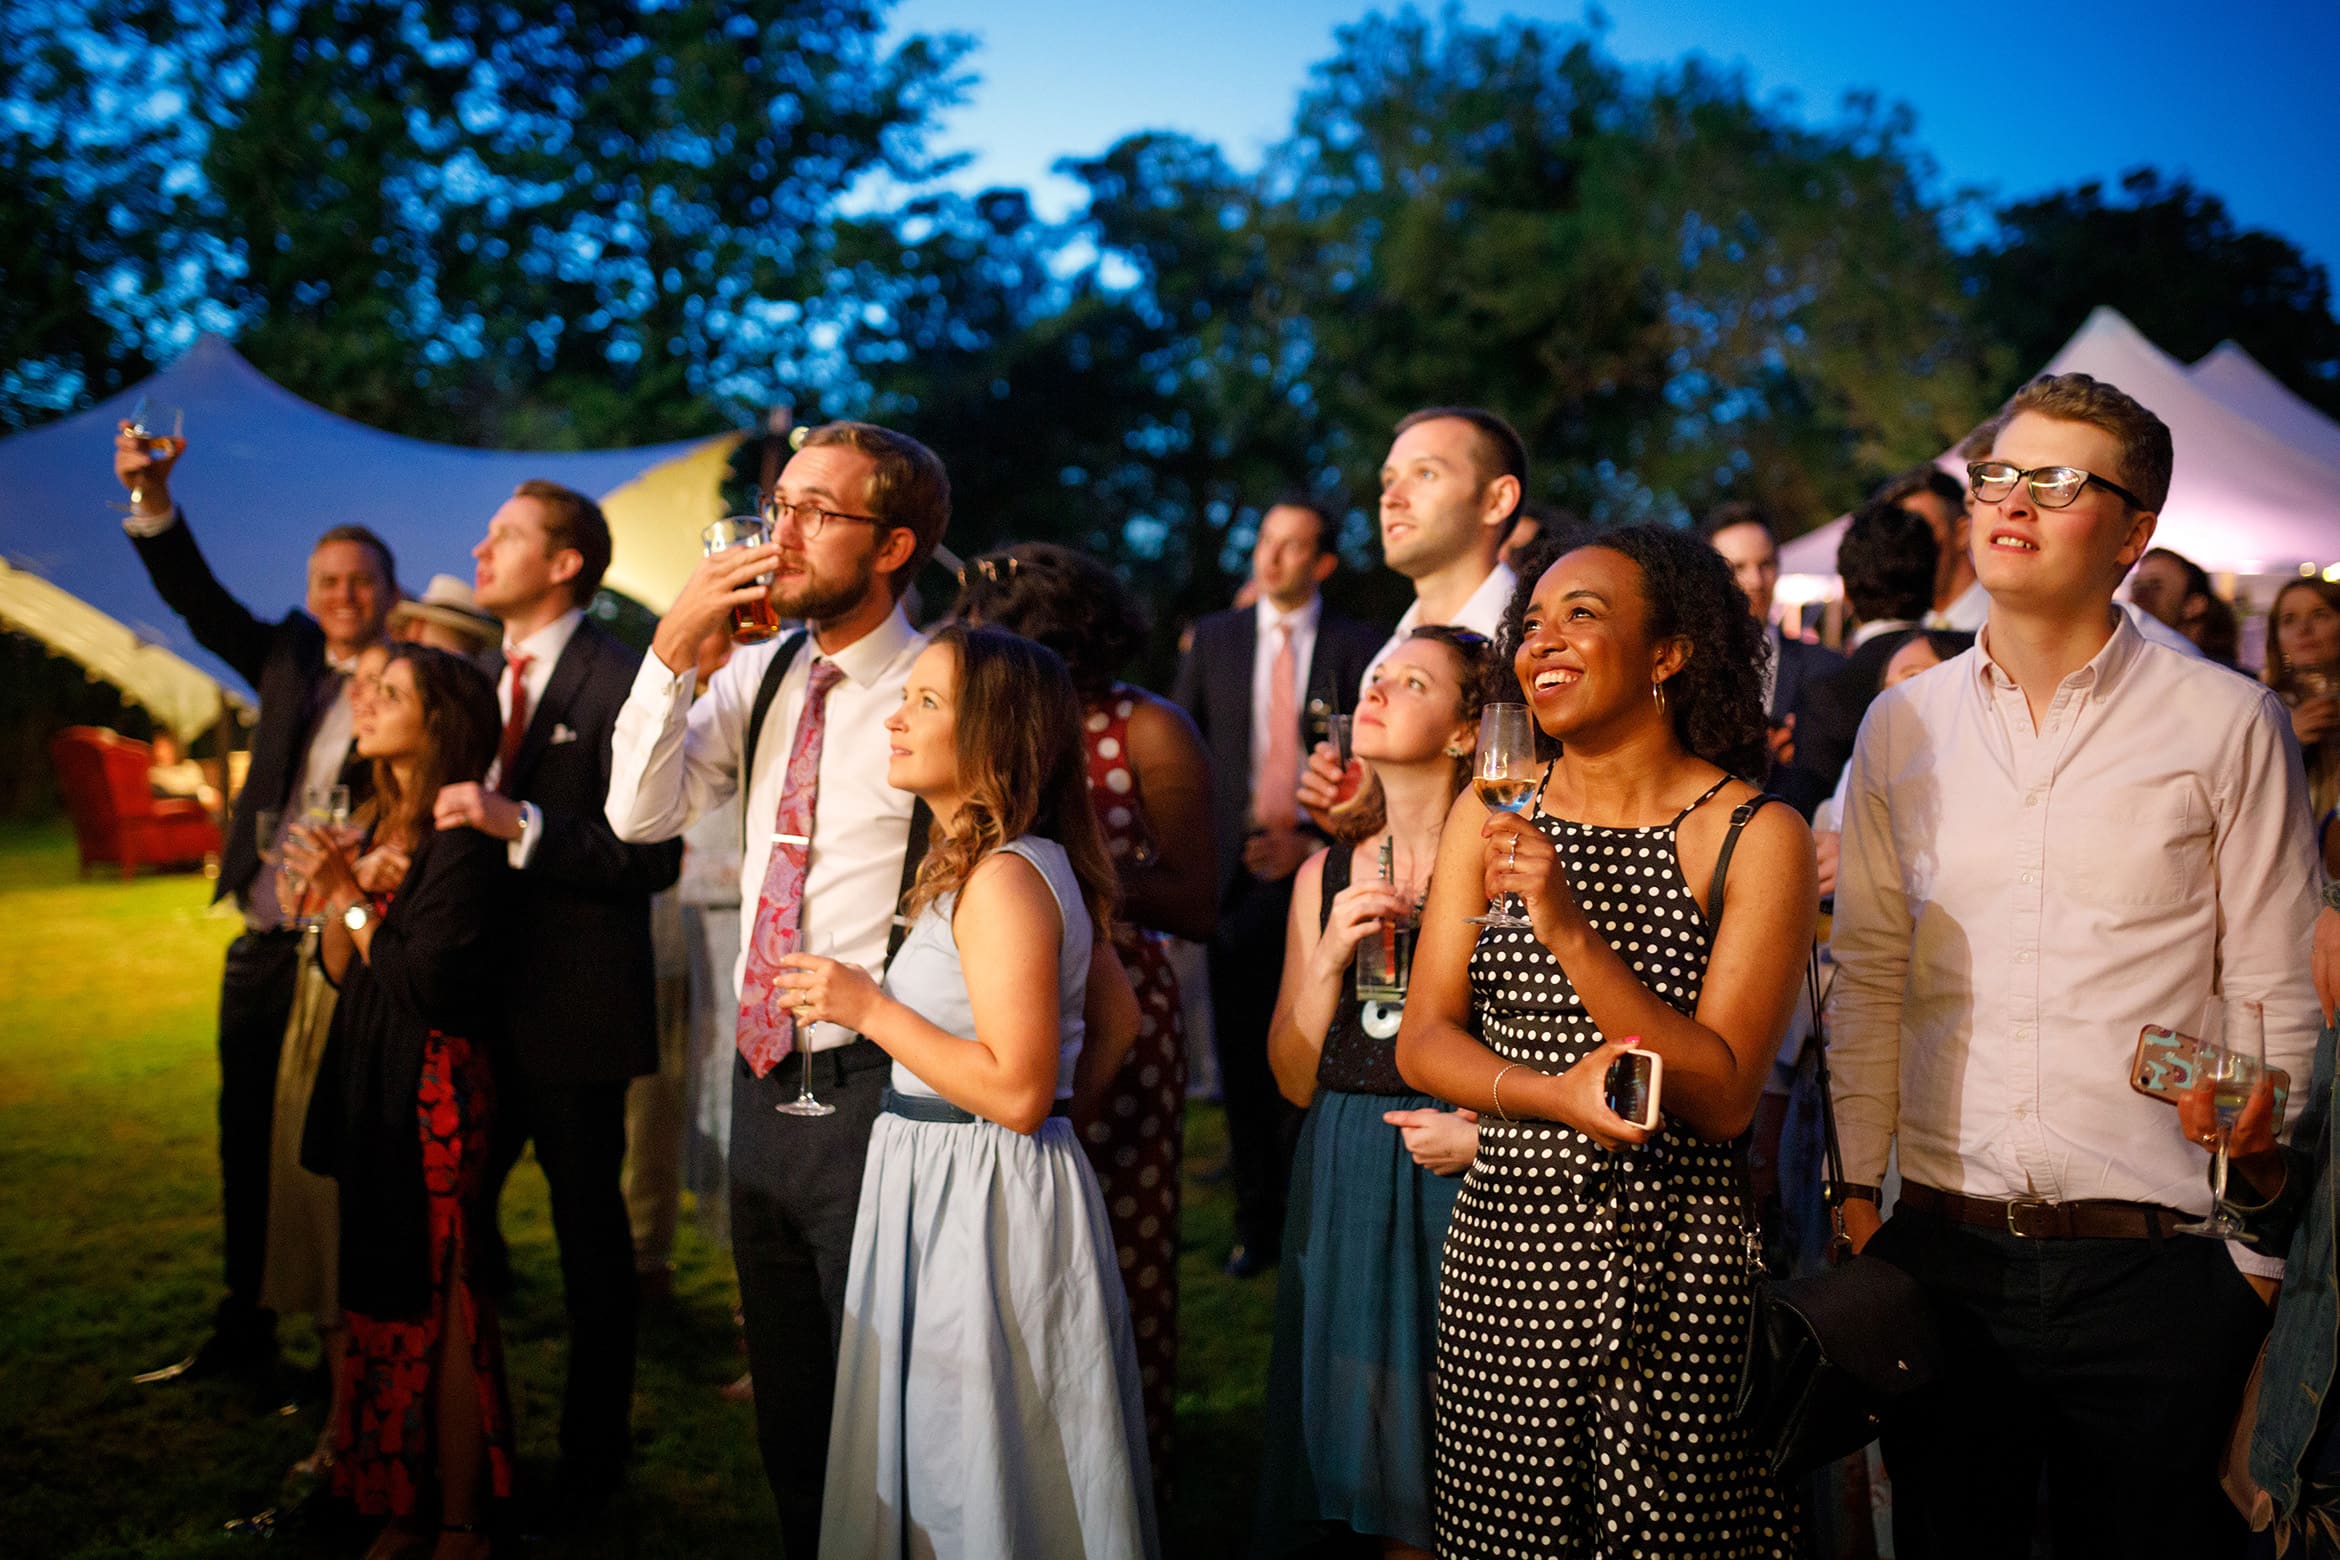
[1830,372,2321,1557]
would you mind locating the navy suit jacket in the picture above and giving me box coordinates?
[1172,603,1385,898]
[1769,631,1848,820]
[487,619,682,1085]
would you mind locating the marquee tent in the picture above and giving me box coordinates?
[0,334,740,696]
[0,555,253,741]
[2189,341,2340,477]
[1777,307,2340,586]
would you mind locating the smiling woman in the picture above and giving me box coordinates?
[1393,525,1815,1557]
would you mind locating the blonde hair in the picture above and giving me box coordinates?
[1994,372,2173,513]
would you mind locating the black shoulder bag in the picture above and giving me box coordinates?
[1730,944,1942,1480]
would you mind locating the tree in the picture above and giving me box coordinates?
[1972,169,2340,415]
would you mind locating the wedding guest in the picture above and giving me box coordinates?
[1255,624,1497,1558]
[2265,577,2340,871]
[290,644,512,1558]
[1879,465,1985,632]
[777,624,1157,1559]
[390,574,504,665]
[1397,527,1815,1557]
[263,639,393,1486]
[604,422,950,1552]
[954,541,1216,1493]
[2129,546,2231,664]
[114,426,390,1383]
[145,729,221,809]
[458,481,681,1503]
[1701,500,1843,818]
[1177,499,1382,1278]
[1831,372,2320,1557]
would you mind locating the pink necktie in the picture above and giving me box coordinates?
[736,659,845,1074]
[1254,621,1299,832]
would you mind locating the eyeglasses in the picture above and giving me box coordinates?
[763,495,888,541]
[1966,461,2146,512]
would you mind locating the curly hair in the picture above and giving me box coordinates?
[949,541,1147,702]
[1496,525,1770,780]
[902,624,1121,939]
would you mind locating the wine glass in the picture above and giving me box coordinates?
[775,932,839,1118]
[293,786,351,930]
[119,396,186,513]
[1466,703,1538,929]
[2175,995,2266,1240]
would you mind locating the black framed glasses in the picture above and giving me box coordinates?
[763,495,889,540]
[1966,460,2146,512]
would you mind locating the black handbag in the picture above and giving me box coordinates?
[1732,948,1942,1481]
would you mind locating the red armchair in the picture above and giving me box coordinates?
[49,726,222,880]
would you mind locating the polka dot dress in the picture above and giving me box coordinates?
[1080,688,1187,1500]
[1432,779,1795,1558]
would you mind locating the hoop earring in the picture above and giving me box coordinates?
[1652,679,1668,717]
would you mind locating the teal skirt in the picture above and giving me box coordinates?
[1254,1087,1464,1554]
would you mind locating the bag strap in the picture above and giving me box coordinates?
[1702,789,1786,920]
[885,799,931,970]
[739,628,809,854]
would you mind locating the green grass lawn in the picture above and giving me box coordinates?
[0,821,1275,1557]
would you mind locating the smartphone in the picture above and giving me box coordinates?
[1604,1047,1662,1131]
[2130,1025,2289,1130]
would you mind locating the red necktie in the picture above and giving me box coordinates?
[1254,620,1299,832]
[495,650,533,795]
[736,660,846,1074]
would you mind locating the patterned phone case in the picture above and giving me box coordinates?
[2130,1025,2289,1130]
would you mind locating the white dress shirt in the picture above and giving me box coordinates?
[1828,611,2319,1275]
[1249,593,1323,799]
[489,606,585,868]
[605,608,924,1052]
[1362,560,1518,690]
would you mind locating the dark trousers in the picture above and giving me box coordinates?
[1208,864,1301,1253]
[729,1041,889,1559]
[216,927,301,1332]
[1871,1207,2272,1559]
[488,1073,638,1478]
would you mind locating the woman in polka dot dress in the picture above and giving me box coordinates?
[1396,528,1819,1558]
[954,544,1219,1500]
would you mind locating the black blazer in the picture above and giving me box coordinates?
[1769,633,1847,819]
[488,619,682,1086]
[1172,603,1386,897]
[127,513,369,904]
[302,825,506,1318]
[1794,626,1924,816]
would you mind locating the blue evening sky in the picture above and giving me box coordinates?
[886,0,2340,274]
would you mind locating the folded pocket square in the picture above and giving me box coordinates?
[550,723,580,745]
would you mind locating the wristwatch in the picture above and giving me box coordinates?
[342,900,374,934]
[2321,879,2340,914]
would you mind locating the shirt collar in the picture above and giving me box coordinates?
[817,602,920,688]
[1848,616,1920,651]
[1394,560,1518,638]
[504,606,586,668]
[1973,606,2142,697]
[1253,592,1322,638]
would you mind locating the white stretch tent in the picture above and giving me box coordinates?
[0,555,253,740]
[1779,307,2340,585]
[2189,342,2340,477]
[0,334,738,696]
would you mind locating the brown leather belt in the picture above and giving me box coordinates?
[1899,1181,2189,1240]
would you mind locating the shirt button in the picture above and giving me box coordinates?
[2025,792,2041,807]
[2017,950,2034,964]
[2020,871,2037,884]
[2016,1027,2034,1041]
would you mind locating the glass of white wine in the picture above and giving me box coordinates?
[119,396,186,513]
[1467,703,1538,929]
[2175,994,2265,1240]
[776,932,840,1118]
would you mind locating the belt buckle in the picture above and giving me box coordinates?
[2004,1193,2052,1238]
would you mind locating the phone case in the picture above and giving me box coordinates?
[1605,1050,1662,1131]
[2130,1025,2288,1130]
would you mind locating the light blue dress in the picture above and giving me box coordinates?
[819,837,1159,1560]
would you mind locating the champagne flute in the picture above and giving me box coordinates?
[776,932,839,1118]
[1467,703,1538,929]
[2175,995,2266,1240]
[294,786,351,930]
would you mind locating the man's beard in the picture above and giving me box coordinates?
[773,559,876,624]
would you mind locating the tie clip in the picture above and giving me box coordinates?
[774,832,811,847]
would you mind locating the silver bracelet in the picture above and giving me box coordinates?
[1490,1063,1522,1123]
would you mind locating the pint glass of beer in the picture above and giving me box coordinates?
[704,515,782,644]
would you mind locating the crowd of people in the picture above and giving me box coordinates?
[106,369,2340,1559]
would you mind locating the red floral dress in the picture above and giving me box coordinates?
[333,1021,515,1517]
[1080,687,1187,1493]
